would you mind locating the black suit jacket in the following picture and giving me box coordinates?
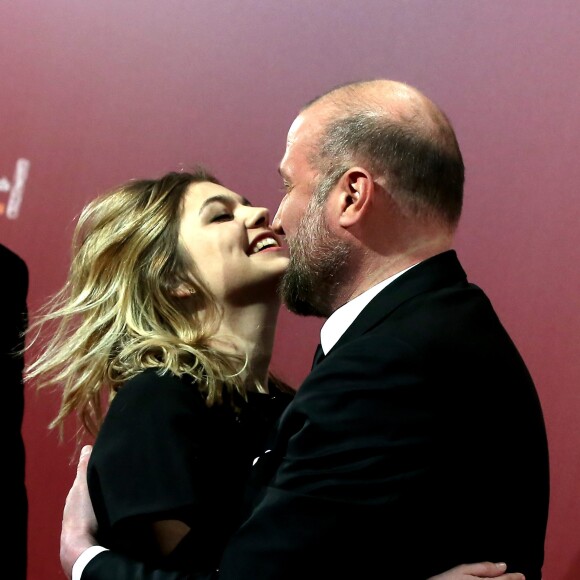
[0,243,29,580]
[85,251,549,580]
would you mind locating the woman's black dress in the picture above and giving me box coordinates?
[88,368,293,574]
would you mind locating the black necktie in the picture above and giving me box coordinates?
[311,343,325,369]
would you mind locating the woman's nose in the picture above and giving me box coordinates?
[247,206,270,228]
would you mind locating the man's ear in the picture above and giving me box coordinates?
[336,168,374,228]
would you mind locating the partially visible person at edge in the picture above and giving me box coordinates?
[1,243,29,580]
[26,168,503,580]
[61,78,548,580]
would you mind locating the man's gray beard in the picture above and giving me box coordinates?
[280,199,351,318]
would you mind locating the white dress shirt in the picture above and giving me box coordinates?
[320,263,418,354]
[72,546,108,580]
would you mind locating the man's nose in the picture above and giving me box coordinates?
[272,198,285,234]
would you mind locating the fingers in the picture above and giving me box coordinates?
[77,444,92,476]
[63,444,96,534]
[60,445,97,578]
[429,562,525,580]
[458,562,525,580]
[459,562,510,577]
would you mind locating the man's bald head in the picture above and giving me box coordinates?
[301,79,464,229]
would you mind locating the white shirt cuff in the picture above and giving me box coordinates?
[72,546,109,580]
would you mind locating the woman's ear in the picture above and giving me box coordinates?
[171,283,196,298]
[337,168,374,228]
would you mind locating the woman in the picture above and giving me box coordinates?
[28,168,293,572]
[28,168,523,580]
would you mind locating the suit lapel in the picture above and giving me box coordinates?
[311,344,325,369]
[330,250,467,353]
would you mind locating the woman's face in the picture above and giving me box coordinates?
[179,181,289,302]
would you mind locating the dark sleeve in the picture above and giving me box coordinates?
[1,244,29,580]
[84,550,215,580]
[89,371,207,537]
[0,243,28,370]
[214,333,434,579]
[84,336,434,580]
[82,369,227,580]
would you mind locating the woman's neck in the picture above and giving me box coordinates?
[214,298,280,392]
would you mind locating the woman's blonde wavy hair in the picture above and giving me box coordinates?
[26,167,259,440]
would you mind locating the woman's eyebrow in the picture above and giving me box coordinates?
[198,195,234,214]
[198,194,253,215]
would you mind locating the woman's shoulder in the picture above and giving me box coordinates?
[101,369,208,433]
[123,367,186,386]
[114,368,202,405]
[241,379,295,422]
[267,375,296,398]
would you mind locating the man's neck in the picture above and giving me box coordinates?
[320,263,418,355]
[331,240,452,312]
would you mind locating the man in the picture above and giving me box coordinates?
[0,243,29,580]
[60,79,549,579]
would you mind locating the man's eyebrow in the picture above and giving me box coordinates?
[198,195,251,215]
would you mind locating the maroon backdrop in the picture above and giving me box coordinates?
[1,1,578,578]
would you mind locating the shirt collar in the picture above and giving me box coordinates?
[320,263,418,354]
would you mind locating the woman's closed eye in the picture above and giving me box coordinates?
[210,212,233,223]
